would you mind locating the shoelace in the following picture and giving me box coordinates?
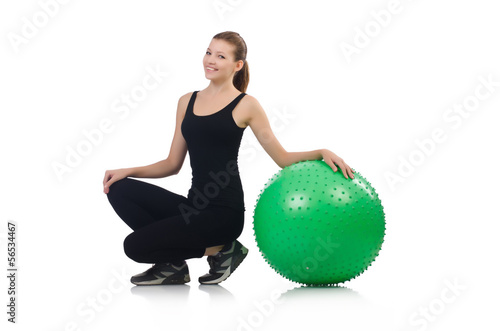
[207,253,225,274]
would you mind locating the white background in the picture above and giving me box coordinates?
[1,0,499,330]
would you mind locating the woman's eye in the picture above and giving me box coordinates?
[219,55,225,59]
[206,51,211,55]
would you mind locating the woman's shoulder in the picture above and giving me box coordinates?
[240,93,263,112]
[176,91,196,109]
[178,91,196,103]
[240,92,260,105]
[174,91,196,117]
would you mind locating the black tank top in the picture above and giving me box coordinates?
[181,91,247,211]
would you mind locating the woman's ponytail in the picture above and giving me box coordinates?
[233,60,249,93]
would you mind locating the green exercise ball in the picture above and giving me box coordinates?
[253,160,386,286]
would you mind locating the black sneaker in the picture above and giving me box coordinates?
[199,241,248,285]
[130,261,190,285]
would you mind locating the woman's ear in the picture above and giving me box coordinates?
[235,60,244,73]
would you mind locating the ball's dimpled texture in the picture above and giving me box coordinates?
[253,160,386,286]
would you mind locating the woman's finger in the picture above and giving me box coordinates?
[103,172,114,193]
[346,165,355,179]
[103,171,111,186]
[338,162,349,179]
[325,157,338,172]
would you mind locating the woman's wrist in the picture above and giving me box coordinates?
[122,167,135,178]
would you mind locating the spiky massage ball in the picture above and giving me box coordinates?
[253,160,386,285]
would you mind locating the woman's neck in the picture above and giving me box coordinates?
[203,79,239,96]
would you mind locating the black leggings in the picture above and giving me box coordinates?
[106,178,244,264]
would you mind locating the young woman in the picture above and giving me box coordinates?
[103,31,354,286]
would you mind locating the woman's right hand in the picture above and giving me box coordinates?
[103,168,131,194]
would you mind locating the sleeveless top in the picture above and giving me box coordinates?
[181,90,247,211]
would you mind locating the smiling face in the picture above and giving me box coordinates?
[203,38,243,83]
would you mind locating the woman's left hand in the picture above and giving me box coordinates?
[321,149,355,179]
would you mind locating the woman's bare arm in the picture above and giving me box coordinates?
[243,95,354,179]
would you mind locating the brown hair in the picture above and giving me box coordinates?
[213,31,249,93]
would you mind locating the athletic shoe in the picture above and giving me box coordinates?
[199,241,248,285]
[130,261,190,285]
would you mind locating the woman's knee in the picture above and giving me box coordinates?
[123,232,142,262]
[106,177,131,200]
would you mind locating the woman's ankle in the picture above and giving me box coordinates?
[204,245,224,256]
